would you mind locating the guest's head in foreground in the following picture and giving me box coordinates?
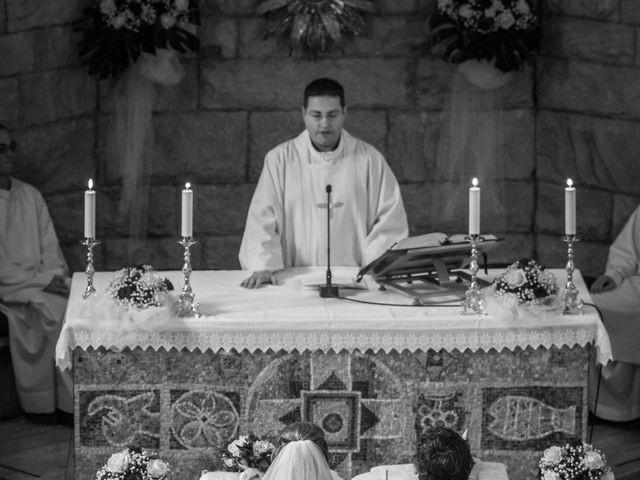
[263,421,333,480]
[414,426,474,480]
[302,77,347,152]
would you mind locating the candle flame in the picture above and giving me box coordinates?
[566,178,573,187]
[88,178,93,190]
[185,182,191,190]
[472,177,478,187]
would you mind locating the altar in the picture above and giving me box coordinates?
[56,267,612,480]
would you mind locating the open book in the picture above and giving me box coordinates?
[357,232,502,282]
[390,232,485,251]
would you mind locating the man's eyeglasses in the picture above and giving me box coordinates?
[0,141,17,153]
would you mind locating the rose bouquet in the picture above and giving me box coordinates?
[76,0,200,79]
[96,447,169,480]
[538,442,614,480]
[494,258,558,305]
[430,0,540,72]
[107,265,174,309]
[221,434,276,474]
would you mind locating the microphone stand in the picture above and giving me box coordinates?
[319,184,339,298]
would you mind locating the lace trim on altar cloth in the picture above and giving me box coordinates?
[56,310,612,372]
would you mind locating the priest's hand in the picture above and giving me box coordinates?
[44,274,70,297]
[590,274,615,294]
[241,270,279,289]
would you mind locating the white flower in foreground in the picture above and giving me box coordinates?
[542,445,563,464]
[105,451,130,473]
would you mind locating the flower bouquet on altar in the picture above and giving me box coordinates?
[108,265,174,309]
[77,265,176,330]
[95,447,170,480]
[493,258,558,306]
[538,442,614,480]
[200,435,275,480]
[430,0,540,73]
[483,258,560,321]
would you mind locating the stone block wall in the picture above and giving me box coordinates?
[1,0,639,278]
[536,0,640,276]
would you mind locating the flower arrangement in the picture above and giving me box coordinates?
[494,258,558,305]
[221,434,276,473]
[257,0,375,57]
[538,442,614,480]
[430,0,540,72]
[77,0,200,79]
[107,265,174,309]
[96,447,169,480]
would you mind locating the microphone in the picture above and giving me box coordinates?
[319,184,339,298]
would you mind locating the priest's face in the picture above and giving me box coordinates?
[303,95,346,152]
[0,127,15,176]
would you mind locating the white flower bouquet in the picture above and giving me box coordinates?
[494,258,558,305]
[221,434,275,474]
[430,0,540,72]
[107,265,174,309]
[538,442,614,480]
[96,447,169,480]
[77,0,200,79]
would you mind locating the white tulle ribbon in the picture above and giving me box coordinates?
[458,59,513,91]
[113,49,185,251]
[435,64,508,234]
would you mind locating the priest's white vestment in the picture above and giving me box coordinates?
[590,204,640,421]
[239,130,408,271]
[0,178,72,413]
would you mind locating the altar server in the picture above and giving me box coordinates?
[239,78,408,288]
[0,124,73,418]
[590,203,640,421]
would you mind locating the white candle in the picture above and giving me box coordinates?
[565,178,576,235]
[84,179,95,238]
[181,182,193,238]
[469,178,480,235]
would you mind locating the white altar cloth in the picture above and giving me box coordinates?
[55,267,612,371]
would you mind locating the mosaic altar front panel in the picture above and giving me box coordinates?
[73,346,588,480]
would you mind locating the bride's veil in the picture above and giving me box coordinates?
[262,440,334,480]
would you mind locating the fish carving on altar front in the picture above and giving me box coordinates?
[87,392,160,447]
[487,395,577,441]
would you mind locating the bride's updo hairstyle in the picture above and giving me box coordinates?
[272,422,330,463]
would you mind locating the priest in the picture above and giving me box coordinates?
[239,78,408,288]
[589,203,640,421]
[0,124,73,419]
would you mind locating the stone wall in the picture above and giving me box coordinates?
[1,0,639,278]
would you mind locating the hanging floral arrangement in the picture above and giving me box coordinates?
[429,0,540,73]
[76,0,200,79]
[256,0,375,57]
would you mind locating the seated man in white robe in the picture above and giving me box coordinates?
[589,203,640,421]
[239,78,408,288]
[0,124,73,420]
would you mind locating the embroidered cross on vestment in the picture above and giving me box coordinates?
[316,200,344,219]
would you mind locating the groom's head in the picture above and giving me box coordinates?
[414,427,473,480]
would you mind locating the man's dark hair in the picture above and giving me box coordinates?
[414,427,474,480]
[303,78,345,109]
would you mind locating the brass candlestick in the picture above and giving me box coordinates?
[175,237,199,317]
[562,235,584,315]
[81,237,100,299]
[461,235,485,314]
